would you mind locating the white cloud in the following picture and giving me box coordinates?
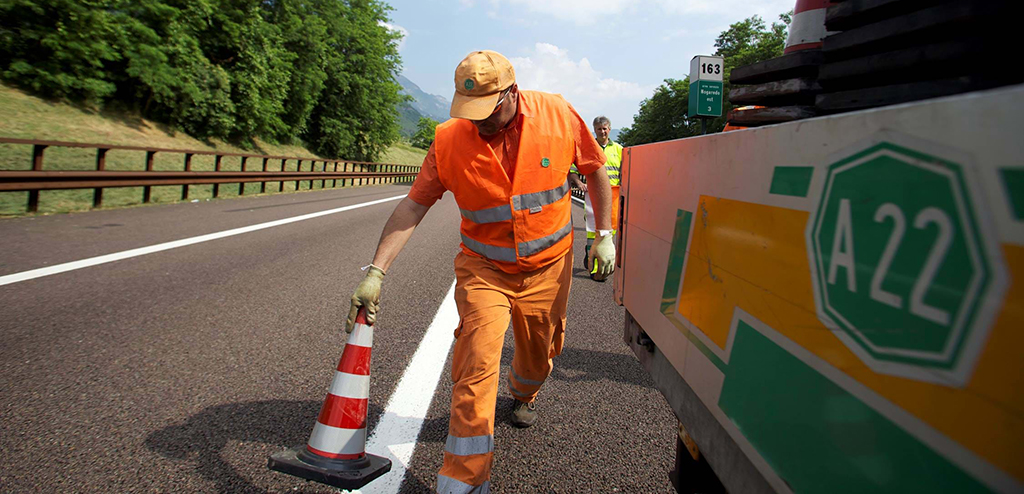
[498,0,632,25]
[482,0,793,25]
[510,43,654,128]
[652,0,794,18]
[378,21,408,51]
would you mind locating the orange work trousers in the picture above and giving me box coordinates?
[436,249,573,493]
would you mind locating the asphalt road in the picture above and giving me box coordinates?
[0,184,676,493]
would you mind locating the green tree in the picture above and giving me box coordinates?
[264,0,330,142]
[619,13,790,146]
[306,0,404,160]
[0,0,121,104]
[410,116,438,150]
[617,78,697,146]
[109,0,235,138]
[0,0,406,159]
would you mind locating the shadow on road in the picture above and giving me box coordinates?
[144,399,447,493]
[500,346,651,390]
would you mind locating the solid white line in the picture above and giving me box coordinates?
[358,280,459,494]
[0,194,407,287]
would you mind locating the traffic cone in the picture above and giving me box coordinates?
[268,308,391,490]
[784,0,834,54]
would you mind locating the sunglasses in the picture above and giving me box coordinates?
[490,86,513,116]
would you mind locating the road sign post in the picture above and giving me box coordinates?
[689,56,724,129]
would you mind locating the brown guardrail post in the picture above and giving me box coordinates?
[182,153,193,200]
[261,157,268,194]
[94,148,108,208]
[143,150,156,203]
[332,162,338,188]
[321,161,327,189]
[27,144,47,212]
[295,160,302,191]
[213,154,222,198]
[280,159,286,192]
[239,156,248,195]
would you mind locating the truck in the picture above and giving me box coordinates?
[613,82,1023,493]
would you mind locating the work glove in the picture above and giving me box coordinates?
[346,265,385,333]
[588,233,616,281]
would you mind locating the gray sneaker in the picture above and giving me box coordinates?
[511,399,537,428]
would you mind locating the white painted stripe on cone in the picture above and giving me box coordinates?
[329,372,370,399]
[348,322,374,347]
[308,421,367,455]
[786,8,828,48]
[0,194,407,287]
[355,280,459,494]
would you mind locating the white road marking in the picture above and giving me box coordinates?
[0,194,407,287]
[358,280,459,493]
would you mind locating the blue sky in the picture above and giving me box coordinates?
[383,0,793,130]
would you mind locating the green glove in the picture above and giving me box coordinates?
[346,265,385,333]
[589,233,616,281]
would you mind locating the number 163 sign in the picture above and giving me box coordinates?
[689,55,723,118]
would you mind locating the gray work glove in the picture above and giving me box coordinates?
[588,233,616,281]
[346,265,385,332]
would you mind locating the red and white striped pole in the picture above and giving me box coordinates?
[268,309,391,489]
[785,0,834,54]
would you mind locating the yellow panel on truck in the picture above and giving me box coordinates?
[614,85,1024,494]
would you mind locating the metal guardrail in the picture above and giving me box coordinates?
[0,138,420,213]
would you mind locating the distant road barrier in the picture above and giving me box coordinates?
[0,137,420,213]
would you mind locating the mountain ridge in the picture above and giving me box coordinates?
[397,75,450,123]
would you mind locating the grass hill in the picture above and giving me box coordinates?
[0,84,427,216]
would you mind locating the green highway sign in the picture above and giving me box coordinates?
[688,80,723,118]
[689,55,723,119]
[807,141,998,378]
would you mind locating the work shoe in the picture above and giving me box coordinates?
[510,399,538,428]
[583,245,591,270]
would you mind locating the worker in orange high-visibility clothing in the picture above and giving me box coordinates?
[345,50,614,493]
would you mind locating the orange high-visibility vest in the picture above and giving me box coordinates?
[435,90,576,273]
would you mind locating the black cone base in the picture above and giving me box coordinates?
[268,445,391,490]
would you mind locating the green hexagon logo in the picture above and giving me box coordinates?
[806,139,1006,386]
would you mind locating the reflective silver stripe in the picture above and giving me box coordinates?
[460,204,512,224]
[509,385,532,399]
[460,234,517,263]
[511,180,569,212]
[437,475,491,494]
[517,220,572,257]
[511,368,543,387]
[445,434,494,456]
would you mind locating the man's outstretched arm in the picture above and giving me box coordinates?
[371,197,431,272]
[346,197,431,331]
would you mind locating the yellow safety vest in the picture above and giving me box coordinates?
[571,140,623,186]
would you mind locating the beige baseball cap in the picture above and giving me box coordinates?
[450,50,516,120]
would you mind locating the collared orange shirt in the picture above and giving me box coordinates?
[408,99,605,207]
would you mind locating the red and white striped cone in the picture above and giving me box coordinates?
[784,0,835,53]
[268,308,391,490]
